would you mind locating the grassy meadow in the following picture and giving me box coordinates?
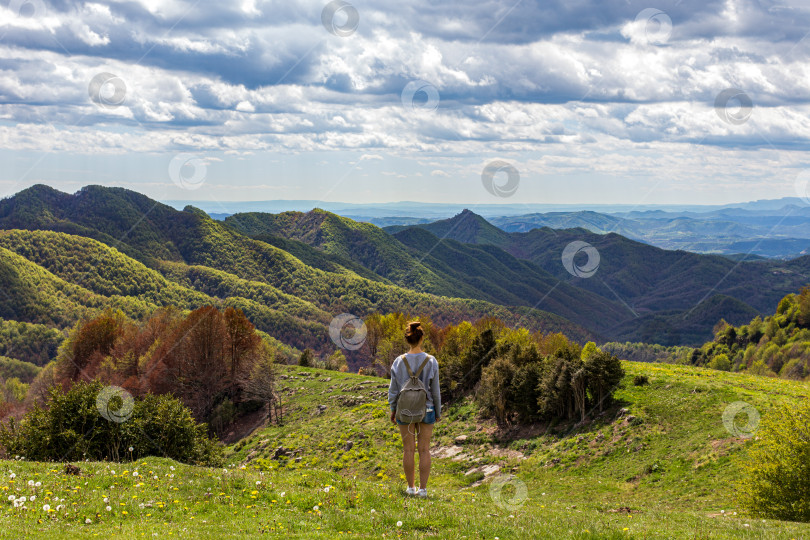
[0,361,808,539]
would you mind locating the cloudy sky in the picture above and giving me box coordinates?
[2,0,810,206]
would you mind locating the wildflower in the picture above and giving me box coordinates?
[133,472,139,477]
[396,521,403,527]
[370,509,376,513]
[279,492,285,497]
[111,471,115,475]
[170,466,175,471]
[42,504,50,512]
[56,505,65,511]
[28,480,34,486]
[106,506,112,512]
[85,518,92,524]
[7,495,14,501]
[103,498,109,503]
[19,496,26,503]
[8,473,15,479]
[313,505,319,512]
[129,447,134,452]
[323,487,330,493]
[30,495,36,501]
[256,481,261,486]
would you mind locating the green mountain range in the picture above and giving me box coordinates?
[1,184,808,368]
[0,185,588,364]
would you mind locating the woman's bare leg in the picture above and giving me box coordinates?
[416,423,433,489]
[399,423,417,488]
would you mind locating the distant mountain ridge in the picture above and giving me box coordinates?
[164,196,810,217]
[384,209,810,345]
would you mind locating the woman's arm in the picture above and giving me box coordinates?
[387,357,401,413]
[430,358,442,420]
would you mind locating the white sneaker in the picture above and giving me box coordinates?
[417,488,427,498]
[405,486,417,496]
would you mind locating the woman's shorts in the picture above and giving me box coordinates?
[396,407,435,426]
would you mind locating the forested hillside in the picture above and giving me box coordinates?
[0,186,590,365]
[389,209,810,344]
[225,209,630,335]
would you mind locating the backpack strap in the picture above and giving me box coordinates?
[413,357,430,378]
[403,355,430,378]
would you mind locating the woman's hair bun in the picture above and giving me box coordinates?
[404,320,424,344]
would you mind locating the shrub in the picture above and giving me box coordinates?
[708,354,732,371]
[298,349,314,367]
[633,375,649,386]
[478,356,516,426]
[0,380,223,466]
[325,350,347,371]
[738,400,810,522]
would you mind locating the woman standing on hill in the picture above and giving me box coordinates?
[388,321,441,498]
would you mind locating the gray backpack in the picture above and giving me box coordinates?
[395,355,430,424]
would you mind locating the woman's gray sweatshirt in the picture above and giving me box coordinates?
[387,352,441,419]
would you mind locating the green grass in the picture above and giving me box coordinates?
[1,361,809,538]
